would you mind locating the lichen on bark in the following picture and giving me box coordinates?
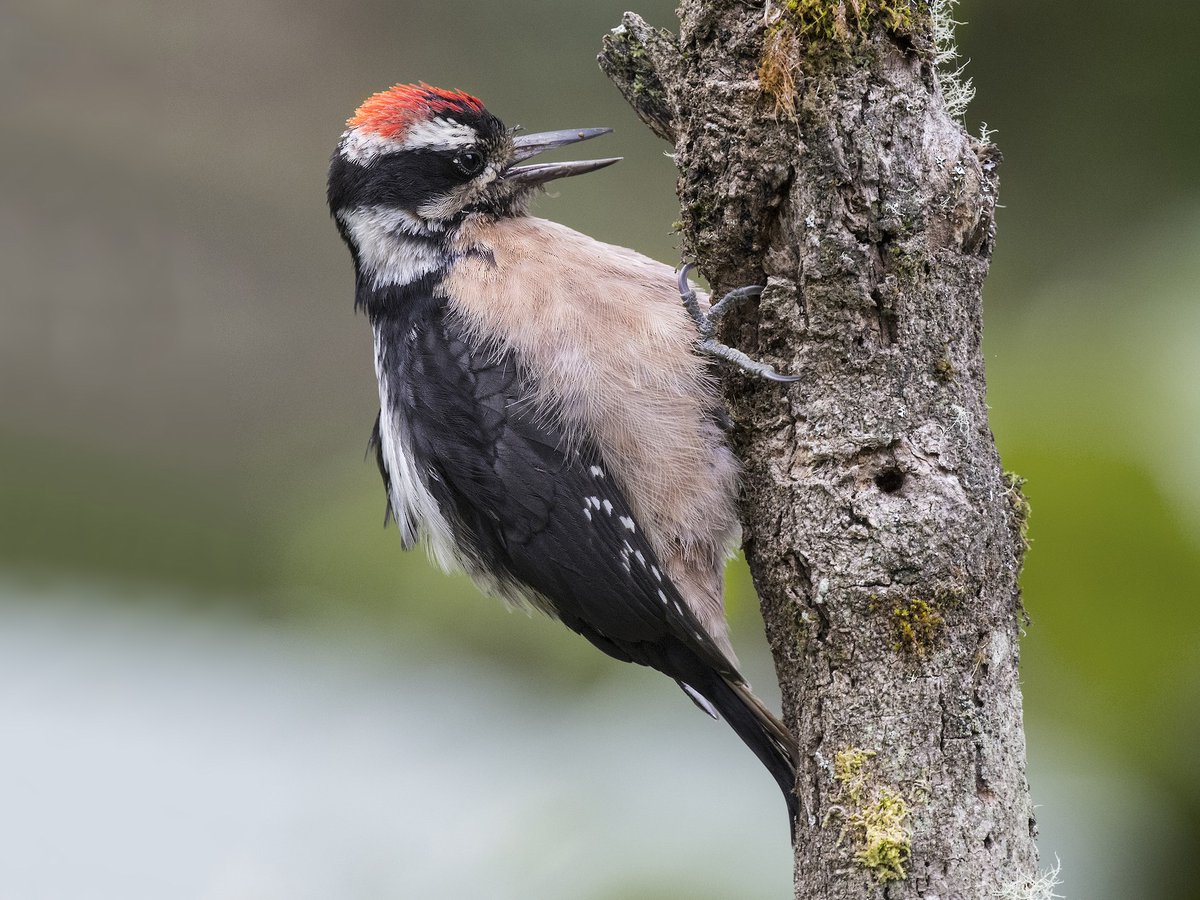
[602,2,1040,897]
[831,747,912,882]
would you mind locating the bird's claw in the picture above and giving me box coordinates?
[677,263,801,384]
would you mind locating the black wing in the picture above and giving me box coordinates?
[378,308,732,680]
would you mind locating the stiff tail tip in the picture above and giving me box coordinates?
[685,675,799,839]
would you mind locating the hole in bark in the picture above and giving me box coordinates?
[875,467,906,493]
[983,833,994,850]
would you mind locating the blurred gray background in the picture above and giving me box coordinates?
[2,1,1198,897]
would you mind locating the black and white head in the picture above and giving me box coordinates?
[327,83,618,287]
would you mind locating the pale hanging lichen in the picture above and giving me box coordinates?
[931,0,975,119]
[995,857,1064,900]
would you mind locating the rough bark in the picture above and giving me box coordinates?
[601,3,1039,898]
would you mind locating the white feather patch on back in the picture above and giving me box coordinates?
[373,323,560,620]
[372,330,458,573]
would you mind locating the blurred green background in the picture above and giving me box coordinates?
[2,1,1197,897]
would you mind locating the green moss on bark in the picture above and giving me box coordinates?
[1003,470,1032,551]
[891,596,944,655]
[831,747,912,883]
[760,0,924,112]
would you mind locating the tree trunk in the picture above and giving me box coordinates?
[601,3,1040,897]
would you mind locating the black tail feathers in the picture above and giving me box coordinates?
[685,673,799,837]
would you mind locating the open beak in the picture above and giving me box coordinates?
[503,128,621,185]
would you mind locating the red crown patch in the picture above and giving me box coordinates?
[348,83,486,139]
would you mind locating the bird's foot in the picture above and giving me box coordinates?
[677,264,802,384]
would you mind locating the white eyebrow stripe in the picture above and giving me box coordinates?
[339,127,404,164]
[402,117,478,151]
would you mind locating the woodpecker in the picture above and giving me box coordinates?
[327,83,799,827]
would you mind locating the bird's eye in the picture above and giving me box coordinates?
[454,150,485,176]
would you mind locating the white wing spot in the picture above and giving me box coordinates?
[650,565,662,581]
[583,507,592,521]
[602,500,614,515]
[618,515,635,532]
[587,496,600,509]
[589,465,605,478]
[633,550,646,567]
[657,589,669,604]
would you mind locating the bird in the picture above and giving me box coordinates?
[326,82,799,828]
